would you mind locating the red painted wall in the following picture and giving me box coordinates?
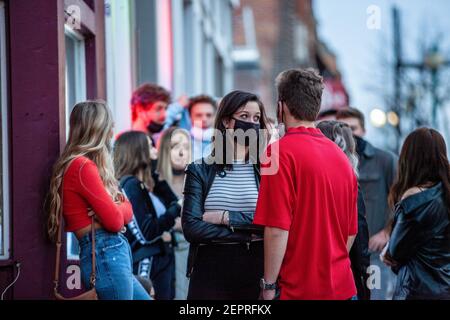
[7,0,63,299]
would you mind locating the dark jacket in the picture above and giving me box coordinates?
[349,188,371,300]
[182,161,262,277]
[356,137,398,237]
[388,183,450,300]
[120,175,181,266]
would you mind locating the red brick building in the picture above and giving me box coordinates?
[233,0,349,118]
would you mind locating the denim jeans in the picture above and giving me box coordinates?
[79,230,151,300]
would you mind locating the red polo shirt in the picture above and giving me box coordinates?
[254,126,358,300]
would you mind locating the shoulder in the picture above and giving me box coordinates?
[120,175,143,189]
[65,156,96,175]
[401,187,423,201]
[185,159,214,175]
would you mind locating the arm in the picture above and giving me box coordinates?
[182,164,248,243]
[387,209,426,264]
[164,102,186,129]
[122,177,161,240]
[262,227,289,300]
[78,160,131,233]
[155,201,181,232]
[347,235,356,253]
[253,146,294,300]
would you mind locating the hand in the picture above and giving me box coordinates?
[161,231,172,243]
[369,229,390,252]
[202,211,225,225]
[259,289,276,300]
[380,242,398,267]
[173,217,182,232]
[177,94,190,108]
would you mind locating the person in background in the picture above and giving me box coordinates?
[157,127,192,300]
[381,128,450,300]
[317,108,338,122]
[254,69,358,300]
[131,83,171,144]
[317,120,371,300]
[337,107,398,300]
[182,90,270,300]
[114,131,181,300]
[187,95,217,161]
[47,101,150,300]
[164,95,192,131]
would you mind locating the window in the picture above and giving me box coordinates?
[0,0,10,260]
[133,0,158,85]
[65,26,87,260]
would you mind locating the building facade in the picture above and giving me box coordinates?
[233,0,349,118]
[0,0,237,299]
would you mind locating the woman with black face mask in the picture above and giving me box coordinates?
[181,90,271,300]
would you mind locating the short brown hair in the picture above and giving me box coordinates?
[131,83,171,122]
[336,108,366,131]
[275,68,324,121]
[188,95,217,115]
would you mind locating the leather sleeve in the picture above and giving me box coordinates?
[388,208,426,264]
[181,163,251,243]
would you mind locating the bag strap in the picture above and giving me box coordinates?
[54,161,96,295]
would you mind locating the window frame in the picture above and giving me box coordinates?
[0,0,10,260]
[64,25,87,261]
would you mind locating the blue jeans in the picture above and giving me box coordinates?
[79,230,151,300]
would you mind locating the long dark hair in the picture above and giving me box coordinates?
[388,128,450,216]
[211,90,270,170]
[113,131,154,190]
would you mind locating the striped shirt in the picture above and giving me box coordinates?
[204,161,259,213]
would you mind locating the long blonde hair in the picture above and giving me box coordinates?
[47,100,120,241]
[157,127,191,184]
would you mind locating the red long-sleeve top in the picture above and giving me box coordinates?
[62,156,133,233]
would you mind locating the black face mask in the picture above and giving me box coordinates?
[147,121,164,134]
[232,118,261,149]
[232,118,261,132]
[353,135,367,156]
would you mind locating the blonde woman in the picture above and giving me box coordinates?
[157,127,191,300]
[47,101,151,300]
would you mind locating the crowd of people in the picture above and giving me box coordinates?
[46,68,450,300]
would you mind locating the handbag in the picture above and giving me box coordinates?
[53,165,98,300]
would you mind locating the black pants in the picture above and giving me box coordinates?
[151,249,176,300]
[187,241,264,300]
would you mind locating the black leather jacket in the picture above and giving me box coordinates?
[349,188,371,300]
[120,175,181,268]
[388,183,450,300]
[182,161,262,277]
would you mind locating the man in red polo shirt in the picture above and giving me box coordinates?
[254,69,358,300]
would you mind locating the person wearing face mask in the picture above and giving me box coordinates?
[254,69,359,300]
[185,95,218,162]
[181,90,271,300]
[131,83,171,144]
[114,131,182,300]
[157,127,192,300]
[337,108,398,300]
